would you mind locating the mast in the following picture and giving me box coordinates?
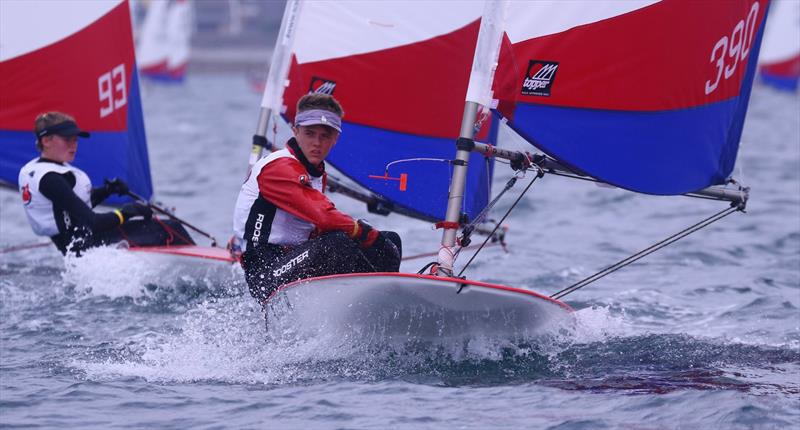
[437,0,508,276]
[249,0,303,169]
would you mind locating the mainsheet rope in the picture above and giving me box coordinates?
[0,242,51,254]
[550,203,745,300]
[127,191,219,246]
[116,216,193,248]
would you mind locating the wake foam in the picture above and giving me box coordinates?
[61,246,244,300]
[74,302,628,385]
[72,298,798,393]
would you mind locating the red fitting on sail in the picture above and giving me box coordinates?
[368,173,408,191]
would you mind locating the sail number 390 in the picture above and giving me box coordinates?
[98,64,127,117]
[704,1,760,95]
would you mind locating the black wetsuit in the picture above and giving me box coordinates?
[36,161,193,255]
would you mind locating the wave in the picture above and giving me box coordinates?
[69,300,799,397]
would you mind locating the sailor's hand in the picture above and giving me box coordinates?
[355,219,380,248]
[120,203,153,222]
[227,235,243,261]
[104,178,130,196]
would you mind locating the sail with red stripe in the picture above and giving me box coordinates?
[481,0,769,195]
[268,1,497,221]
[758,0,800,90]
[0,0,152,201]
[137,0,192,82]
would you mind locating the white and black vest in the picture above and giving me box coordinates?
[18,158,92,237]
[232,149,324,250]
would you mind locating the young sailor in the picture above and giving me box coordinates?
[18,111,193,255]
[232,94,401,304]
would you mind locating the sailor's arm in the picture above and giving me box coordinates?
[257,158,377,245]
[90,178,130,207]
[39,172,122,232]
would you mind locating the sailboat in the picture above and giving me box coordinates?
[0,0,233,264]
[758,0,800,91]
[249,0,766,339]
[137,0,193,82]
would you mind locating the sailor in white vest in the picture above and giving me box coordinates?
[18,112,189,255]
[232,94,401,305]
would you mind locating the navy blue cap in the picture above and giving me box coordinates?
[37,120,90,139]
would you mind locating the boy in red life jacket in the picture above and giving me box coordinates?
[231,94,401,305]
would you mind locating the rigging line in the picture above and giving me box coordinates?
[457,170,542,277]
[457,153,537,238]
[127,191,220,247]
[486,156,492,206]
[383,157,450,172]
[403,242,501,262]
[682,194,734,202]
[452,174,520,261]
[548,169,746,204]
[0,242,51,254]
[546,170,601,183]
[452,158,538,258]
[417,261,438,275]
[463,175,518,232]
[550,204,743,300]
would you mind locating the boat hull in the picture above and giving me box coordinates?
[265,273,573,342]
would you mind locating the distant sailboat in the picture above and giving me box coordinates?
[758,0,800,91]
[138,0,193,82]
[0,0,234,264]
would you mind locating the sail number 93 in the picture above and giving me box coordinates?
[98,64,127,118]
[705,1,760,95]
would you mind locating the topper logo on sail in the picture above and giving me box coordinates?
[522,61,559,96]
[309,77,336,95]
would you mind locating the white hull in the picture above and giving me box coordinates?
[265,273,573,343]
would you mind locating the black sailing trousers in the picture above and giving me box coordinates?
[241,230,402,304]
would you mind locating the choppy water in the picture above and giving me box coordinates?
[1,75,798,429]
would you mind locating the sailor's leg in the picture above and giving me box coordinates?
[267,231,376,288]
[92,219,196,248]
[382,231,402,258]
[246,232,396,305]
[361,231,402,272]
[241,244,284,303]
[149,219,195,245]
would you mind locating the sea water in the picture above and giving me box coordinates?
[1,75,798,429]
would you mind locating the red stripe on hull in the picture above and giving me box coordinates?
[269,272,574,311]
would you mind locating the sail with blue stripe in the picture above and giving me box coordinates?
[758,0,800,91]
[268,2,497,222]
[487,0,769,195]
[0,0,152,202]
